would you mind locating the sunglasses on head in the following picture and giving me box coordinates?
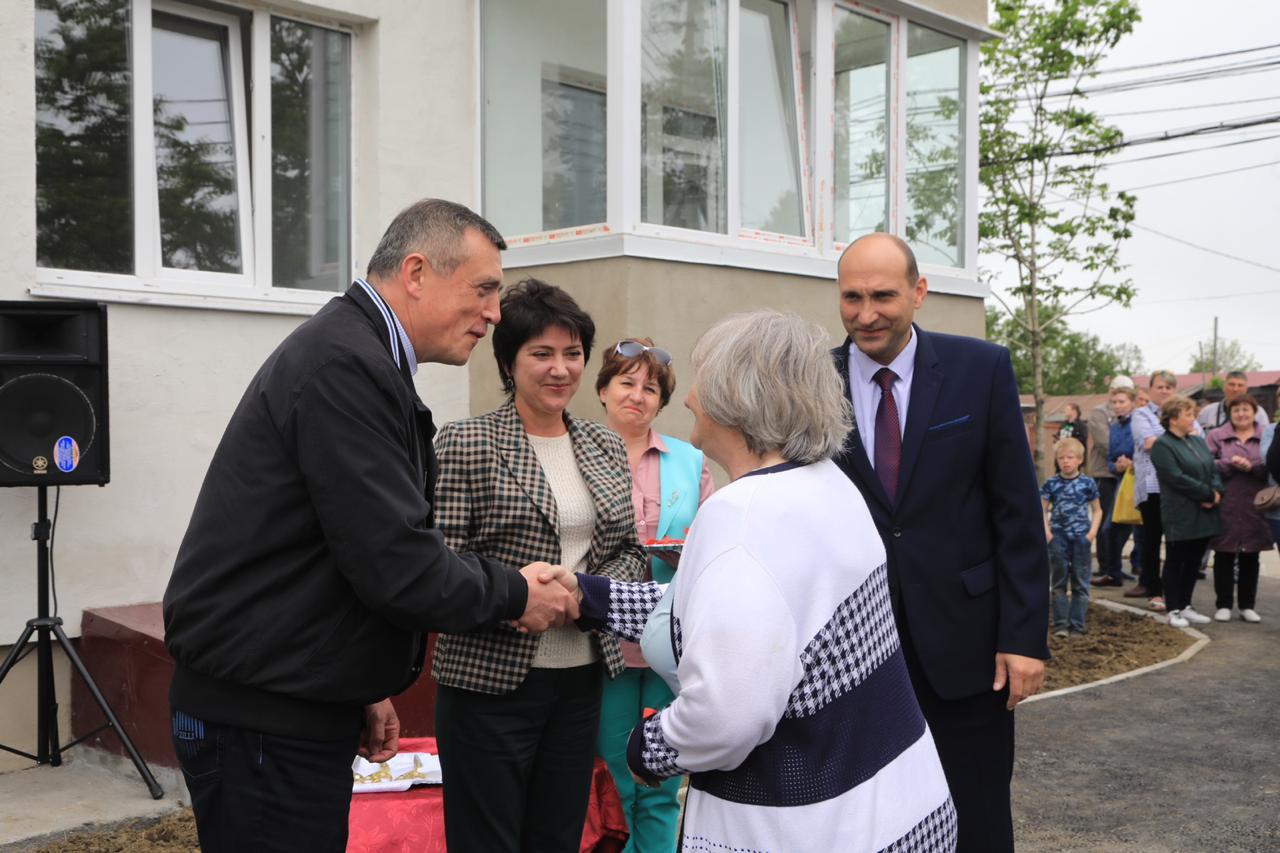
[615,340,672,366]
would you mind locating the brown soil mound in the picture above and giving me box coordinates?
[27,809,198,853]
[1043,601,1195,693]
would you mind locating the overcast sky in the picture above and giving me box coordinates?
[984,0,1280,376]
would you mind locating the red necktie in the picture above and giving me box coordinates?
[874,367,901,502]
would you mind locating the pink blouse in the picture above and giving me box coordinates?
[622,431,716,667]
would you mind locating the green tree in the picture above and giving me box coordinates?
[987,306,1143,395]
[1188,338,1261,374]
[980,0,1140,471]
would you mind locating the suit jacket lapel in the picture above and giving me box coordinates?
[897,325,942,502]
[568,416,625,562]
[495,401,559,534]
[833,339,892,512]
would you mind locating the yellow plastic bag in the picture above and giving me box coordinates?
[1111,468,1142,525]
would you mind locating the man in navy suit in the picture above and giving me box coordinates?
[831,233,1049,853]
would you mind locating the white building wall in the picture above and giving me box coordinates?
[0,0,481,638]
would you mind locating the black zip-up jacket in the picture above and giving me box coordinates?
[163,285,527,740]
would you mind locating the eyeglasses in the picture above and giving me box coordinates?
[615,340,672,366]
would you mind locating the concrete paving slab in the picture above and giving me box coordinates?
[0,754,182,848]
[1014,574,1280,852]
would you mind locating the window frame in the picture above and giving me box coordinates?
[31,0,358,315]
[493,0,986,295]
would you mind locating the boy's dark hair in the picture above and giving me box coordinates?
[492,278,595,396]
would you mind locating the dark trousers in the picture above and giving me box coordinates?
[904,640,1015,853]
[1163,537,1210,612]
[1214,551,1261,610]
[1137,494,1164,596]
[436,664,604,853]
[170,708,359,853]
[1095,477,1117,576]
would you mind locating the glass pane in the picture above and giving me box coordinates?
[642,0,728,233]
[833,7,889,245]
[271,18,352,292]
[739,0,803,236]
[482,0,606,237]
[152,13,243,273]
[35,0,133,273]
[541,75,606,231]
[905,24,964,267]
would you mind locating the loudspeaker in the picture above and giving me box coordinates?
[0,301,109,487]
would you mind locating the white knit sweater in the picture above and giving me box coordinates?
[527,433,599,669]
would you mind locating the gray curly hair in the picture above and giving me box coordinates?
[691,311,851,464]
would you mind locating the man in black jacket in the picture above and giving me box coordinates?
[163,199,578,851]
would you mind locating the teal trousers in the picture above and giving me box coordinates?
[596,667,682,852]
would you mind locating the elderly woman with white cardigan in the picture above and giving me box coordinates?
[564,311,955,852]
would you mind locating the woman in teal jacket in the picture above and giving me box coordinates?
[1151,394,1223,629]
[594,338,714,852]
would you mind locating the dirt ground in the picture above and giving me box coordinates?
[20,810,198,853]
[1042,602,1194,692]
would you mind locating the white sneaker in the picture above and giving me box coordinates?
[1168,610,1190,628]
[1241,609,1262,623]
[1181,606,1211,625]
[1214,608,1232,622]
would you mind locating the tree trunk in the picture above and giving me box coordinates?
[1027,214,1047,480]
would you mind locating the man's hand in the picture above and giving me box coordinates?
[993,652,1044,710]
[515,562,580,633]
[359,699,400,763]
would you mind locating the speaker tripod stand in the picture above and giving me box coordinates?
[0,486,163,799]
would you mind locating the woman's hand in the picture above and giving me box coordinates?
[1231,455,1251,471]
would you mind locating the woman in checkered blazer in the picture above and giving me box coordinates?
[431,279,647,853]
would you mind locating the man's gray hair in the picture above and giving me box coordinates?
[366,198,506,279]
[691,311,851,465]
[1149,369,1177,388]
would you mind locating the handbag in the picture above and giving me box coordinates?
[1254,485,1280,512]
[1111,468,1143,525]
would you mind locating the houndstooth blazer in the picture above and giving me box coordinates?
[431,399,646,694]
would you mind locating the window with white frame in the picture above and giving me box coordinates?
[833,6,890,245]
[480,0,976,275]
[904,23,964,267]
[482,0,607,240]
[34,0,352,294]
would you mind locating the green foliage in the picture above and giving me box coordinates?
[987,306,1143,395]
[979,0,1141,468]
[1188,338,1262,374]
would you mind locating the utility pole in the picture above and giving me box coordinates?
[1212,316,1219,377]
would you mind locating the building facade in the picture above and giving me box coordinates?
[0,0,990,769]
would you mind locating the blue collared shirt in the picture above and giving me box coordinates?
[353,278,417,377]
[847,330,917,465]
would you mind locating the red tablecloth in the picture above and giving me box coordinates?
[347,737,628,852]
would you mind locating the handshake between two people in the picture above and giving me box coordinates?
[513,562,583,633]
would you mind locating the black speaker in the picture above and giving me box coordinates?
[0,301,109,487]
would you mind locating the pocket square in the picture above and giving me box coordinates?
[928,415,972,432]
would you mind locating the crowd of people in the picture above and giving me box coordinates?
[169,198,1230,853]
[1046,370,1280,635]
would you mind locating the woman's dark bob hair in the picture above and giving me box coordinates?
[492,278,596,396]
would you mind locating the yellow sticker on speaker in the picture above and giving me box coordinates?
[54,436,80,473]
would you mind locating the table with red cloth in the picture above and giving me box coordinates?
[347,737,629,852]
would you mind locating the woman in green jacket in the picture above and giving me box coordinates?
[1151,395,1223,629]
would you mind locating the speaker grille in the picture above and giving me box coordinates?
[0,373,97,477]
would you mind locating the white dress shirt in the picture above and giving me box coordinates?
[847,330,917,466]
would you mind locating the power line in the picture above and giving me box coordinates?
[982,114,1280,166]
[1045,189,1280,274]
[1131,222,1280,274]
[1117,159,1280,192]
[1096,132,1280,166]
[1094,95,1280,117]
[1138,288,1280,305]
[1089,42,1280,75]
[1009,57,1280,101]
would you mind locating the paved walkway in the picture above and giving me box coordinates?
[1013,573,1280,852]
